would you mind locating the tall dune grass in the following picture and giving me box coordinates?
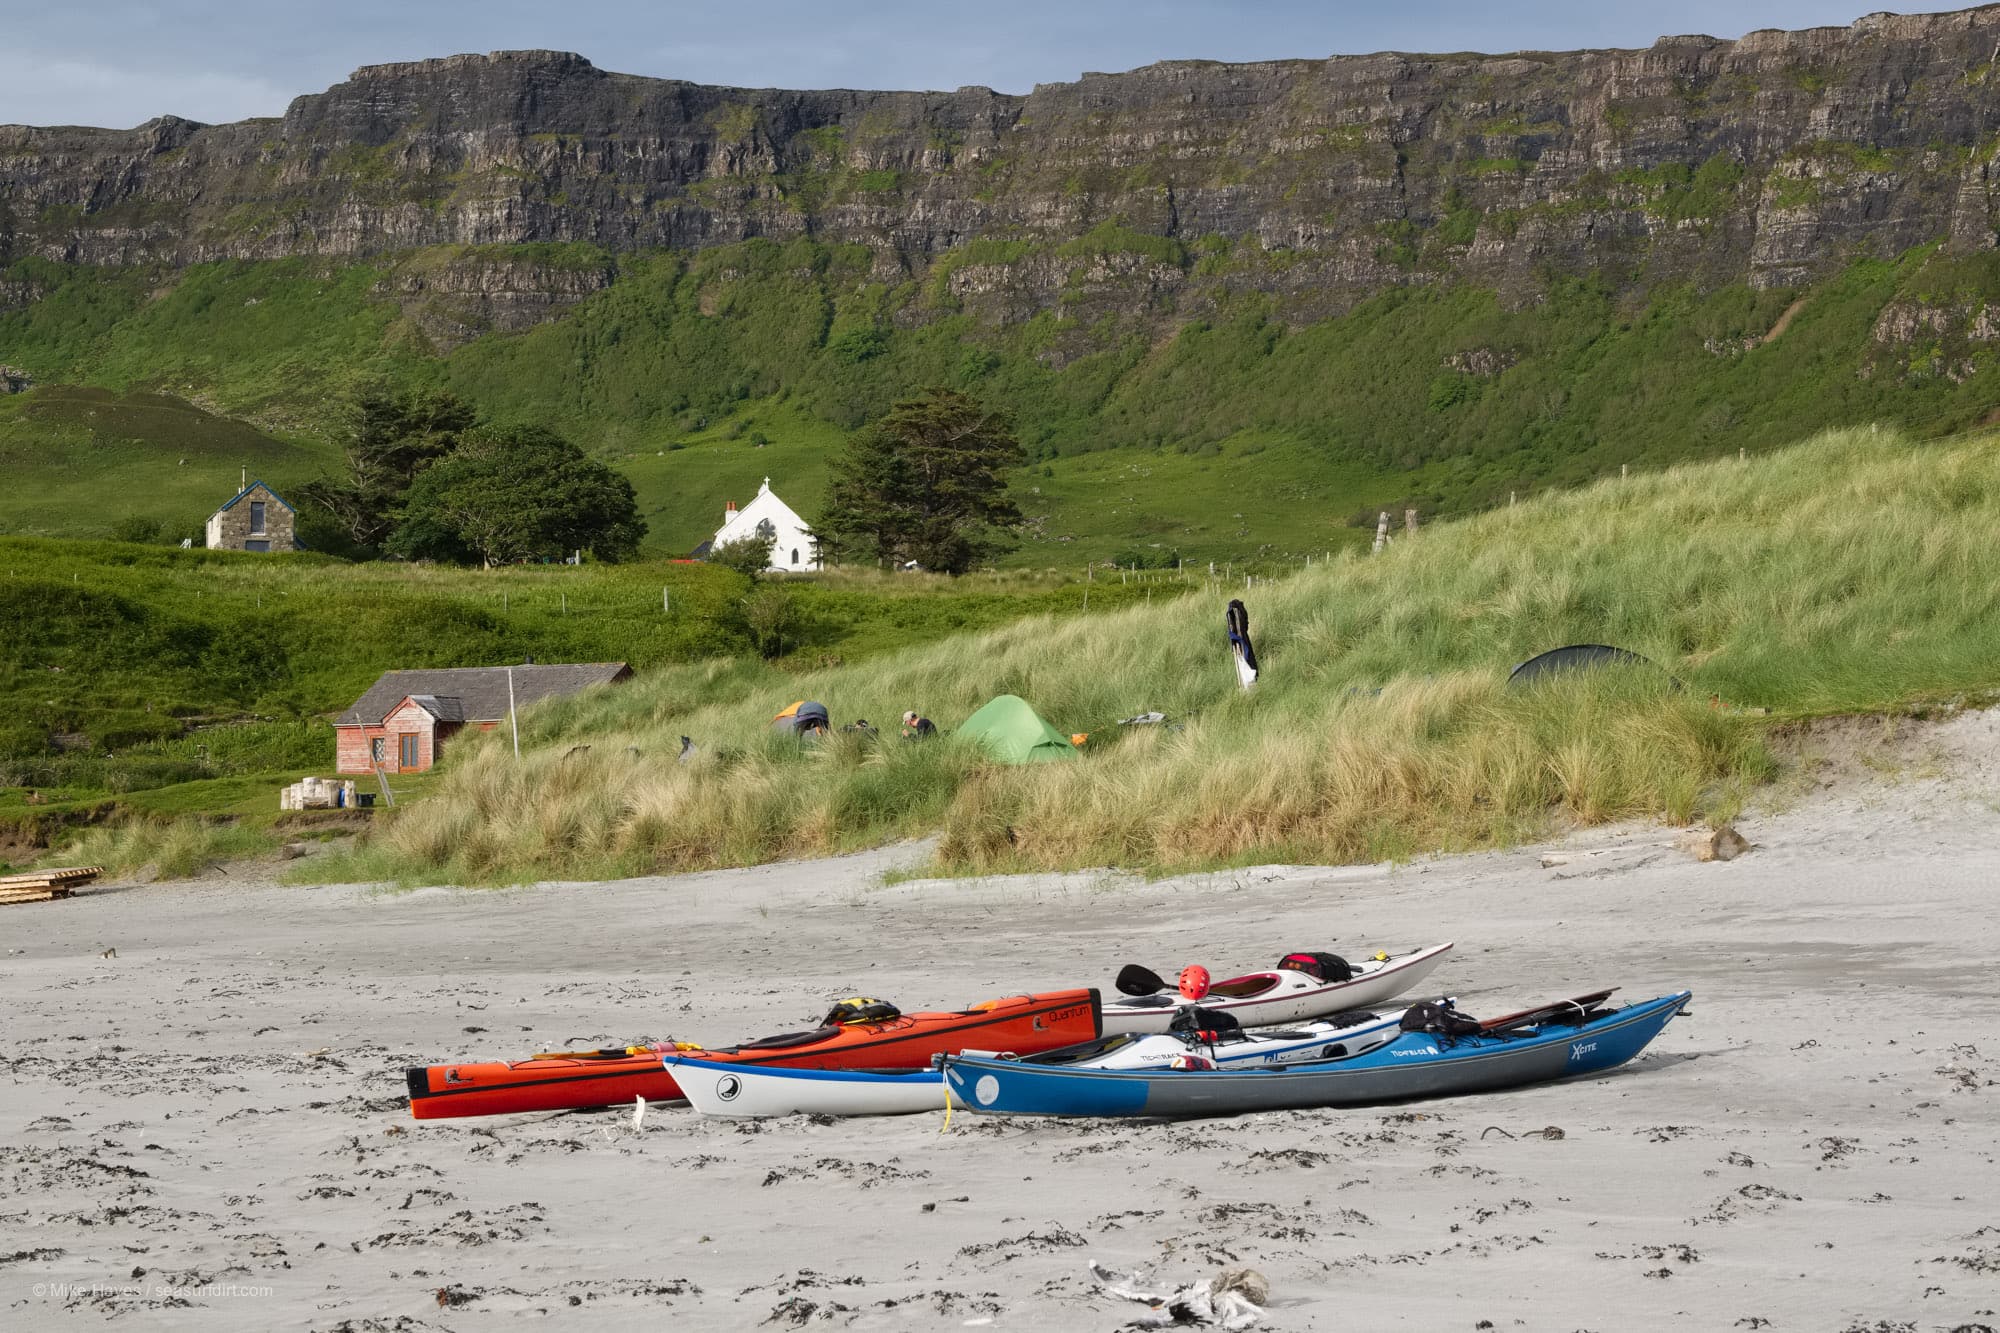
[317,426,2000,884]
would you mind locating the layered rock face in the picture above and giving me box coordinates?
[6,11,2000,328]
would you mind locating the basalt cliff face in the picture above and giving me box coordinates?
[7,10,2000,333]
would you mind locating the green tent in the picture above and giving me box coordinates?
[956,694,1077,764]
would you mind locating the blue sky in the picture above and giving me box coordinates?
[2,1,1913,129]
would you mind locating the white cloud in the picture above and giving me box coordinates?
[0,50,293,129]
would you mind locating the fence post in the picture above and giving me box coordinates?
[663,585,670,613]
[1621,463,1629,480]
[1404,508,1418,535]
[1372,511,1390,554]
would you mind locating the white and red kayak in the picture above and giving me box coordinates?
[1099,942,1454,1035]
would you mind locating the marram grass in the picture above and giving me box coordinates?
[301,424,2000,885]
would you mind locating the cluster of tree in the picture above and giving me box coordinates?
[818,389,1025,576]
[299,388,645,565]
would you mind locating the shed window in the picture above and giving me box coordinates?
[249,501,266,533]
[790,548,800,565]
[399,734,419,769]
[244,540,270,553]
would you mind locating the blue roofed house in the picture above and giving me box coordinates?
[205,480,300,552]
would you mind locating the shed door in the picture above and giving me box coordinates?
[399,734,419,770]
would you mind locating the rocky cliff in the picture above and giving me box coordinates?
[7,9,2000,333]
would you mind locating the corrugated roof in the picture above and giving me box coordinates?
[335,663,631,726]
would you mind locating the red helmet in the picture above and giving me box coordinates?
[1178,964,1211,1001]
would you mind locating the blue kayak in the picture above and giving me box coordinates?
[940,991,1691,1118]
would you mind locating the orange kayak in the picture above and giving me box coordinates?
[405,989,1101,1120]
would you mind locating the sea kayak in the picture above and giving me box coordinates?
[406,988,1100,1120]
[941,990,1691,1118]
[671,1010,1406,1118]
[1101,942,1453,1035]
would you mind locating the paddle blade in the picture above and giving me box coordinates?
[1115,963,1169,997]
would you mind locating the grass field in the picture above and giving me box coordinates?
[0,386,336,543]
[253,423,2000,888]
[0,537,1176,867]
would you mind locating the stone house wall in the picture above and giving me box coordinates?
[205,483,298,552]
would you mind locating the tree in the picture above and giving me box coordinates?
[709,528,776,579]
[819,389,1026,574]
[385,424,646,566]
[296,387,475,550]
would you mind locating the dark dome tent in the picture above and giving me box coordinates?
[1507,644,1681,690]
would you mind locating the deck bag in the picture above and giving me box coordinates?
[821,997,902,1026]
[1168,1006,1244,1045]
[1277,951,1353,982]
[1399,999,1482,1037]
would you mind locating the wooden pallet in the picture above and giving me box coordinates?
[0,865,103,905]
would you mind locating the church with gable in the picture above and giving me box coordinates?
[708,478,820,572]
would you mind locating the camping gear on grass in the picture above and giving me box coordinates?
[941,990,1691,1118]
[1102,942,1454,1035]
[405,988,1101,1120]
[671,1009,1407,1118]
[956,694,1077,764]
[772,700,831,736]
[1226,599,1259,690]
[1507,644,1679,690]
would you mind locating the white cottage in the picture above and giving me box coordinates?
[710,478,820,572]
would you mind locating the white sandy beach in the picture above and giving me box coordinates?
[4,713,1999,1331]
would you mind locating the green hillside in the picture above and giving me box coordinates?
[0,536,1168,868]
[0,386,336,542]
[260,423,2000,888]
[5,237,2000,563]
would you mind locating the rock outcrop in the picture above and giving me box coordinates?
[6,12,2000,329]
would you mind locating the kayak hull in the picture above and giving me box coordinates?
[942,991,1691,1118]
[671,1059,950,1118]
[407,988,1100,1120]
[671,1011,1405,1118]
[1100,942,1453,1035]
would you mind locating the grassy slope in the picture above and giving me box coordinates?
[0,386,337,541]
[282,425,2000,887]
[8,239,2000,562]
[0,537,1167,866]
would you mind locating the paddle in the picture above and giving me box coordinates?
[1476,988,1617,1034]
[1116,963,1170,997]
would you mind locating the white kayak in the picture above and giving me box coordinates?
[666,1011,1407,1117]
[1100,942,1454,1036]
[668,1057,948,1118]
